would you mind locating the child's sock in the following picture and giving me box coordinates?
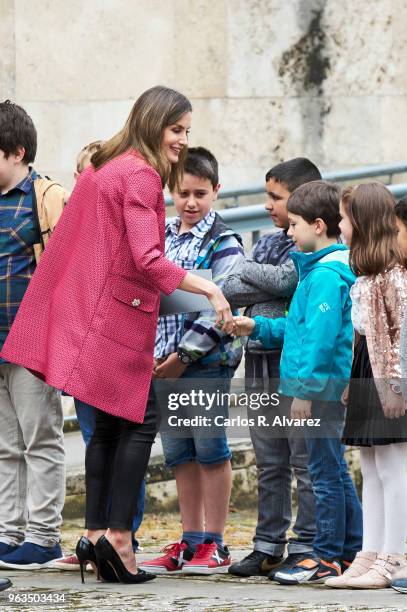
[204,531,224,548]
[182,531,205,551]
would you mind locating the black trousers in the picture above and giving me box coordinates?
[85,388,157,530]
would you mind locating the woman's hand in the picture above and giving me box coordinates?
[233,315,256,337]
[178,273,234,335]
[207,285,235,334]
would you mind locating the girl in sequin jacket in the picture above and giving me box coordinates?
[326,183,407,590]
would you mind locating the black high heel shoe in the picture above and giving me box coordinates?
[94,535,156,584]
[75,536,119,583]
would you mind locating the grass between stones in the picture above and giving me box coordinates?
[61,510,266,553]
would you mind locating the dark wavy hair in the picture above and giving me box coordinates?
[0,100,37,163]
[91,86,192,191]
[184,147,219,188]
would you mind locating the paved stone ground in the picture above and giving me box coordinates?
[1,553,407,612]
[42,427,403,611]
[13,509,400,612]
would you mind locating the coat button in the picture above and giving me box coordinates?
[132,298,141,307]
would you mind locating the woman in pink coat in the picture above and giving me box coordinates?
[1,86,234,584]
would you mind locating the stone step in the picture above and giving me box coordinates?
[63,441,361,519]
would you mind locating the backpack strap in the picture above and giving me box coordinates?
[197,212,243,269]
[199,212,228,251]
[31,181,45,251]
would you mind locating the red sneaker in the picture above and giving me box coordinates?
[138,541,194,574]
[53,554,80,571]
[182,539,231,575]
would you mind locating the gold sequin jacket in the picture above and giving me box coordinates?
[356,265,407,394]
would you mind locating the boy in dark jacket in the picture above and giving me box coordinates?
[224,158,320,578]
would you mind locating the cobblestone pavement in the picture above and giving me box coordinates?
[6,515,397,611]
[1,551,407,612]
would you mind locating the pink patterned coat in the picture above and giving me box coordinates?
[1,151,187,422]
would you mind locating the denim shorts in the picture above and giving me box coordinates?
[160,364,233,468]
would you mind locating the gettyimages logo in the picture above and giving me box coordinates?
[155,375,407,439]
[167,390,280,411]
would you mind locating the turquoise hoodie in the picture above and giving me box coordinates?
[249,244,355,401]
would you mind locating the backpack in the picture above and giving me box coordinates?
[32,177,70,263]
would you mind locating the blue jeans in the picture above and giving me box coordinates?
[75,399,145,542]
[306,401,363,561]
[160,364,233,468]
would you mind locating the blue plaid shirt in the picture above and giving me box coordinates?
[155,210,216,358]
[0,169,39,361]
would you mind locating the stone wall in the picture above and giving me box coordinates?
[63,442,361,518]
[2,0,407,192]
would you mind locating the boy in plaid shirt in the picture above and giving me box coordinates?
[139,147,244,575]
[0,101,66,569]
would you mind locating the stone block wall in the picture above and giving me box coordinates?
[2,0,407,192]
[63,442,361,518]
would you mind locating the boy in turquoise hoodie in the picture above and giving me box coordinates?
[234,181,362,584]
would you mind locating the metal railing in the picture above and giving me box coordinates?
[165,162,407,240]
[165,161,407,207]
[218,181,407,235]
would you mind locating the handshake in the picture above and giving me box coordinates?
[217,315,255,337]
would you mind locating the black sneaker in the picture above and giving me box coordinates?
[273,556,341,585]
[268,552,314,580]
[228,550,283,577]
